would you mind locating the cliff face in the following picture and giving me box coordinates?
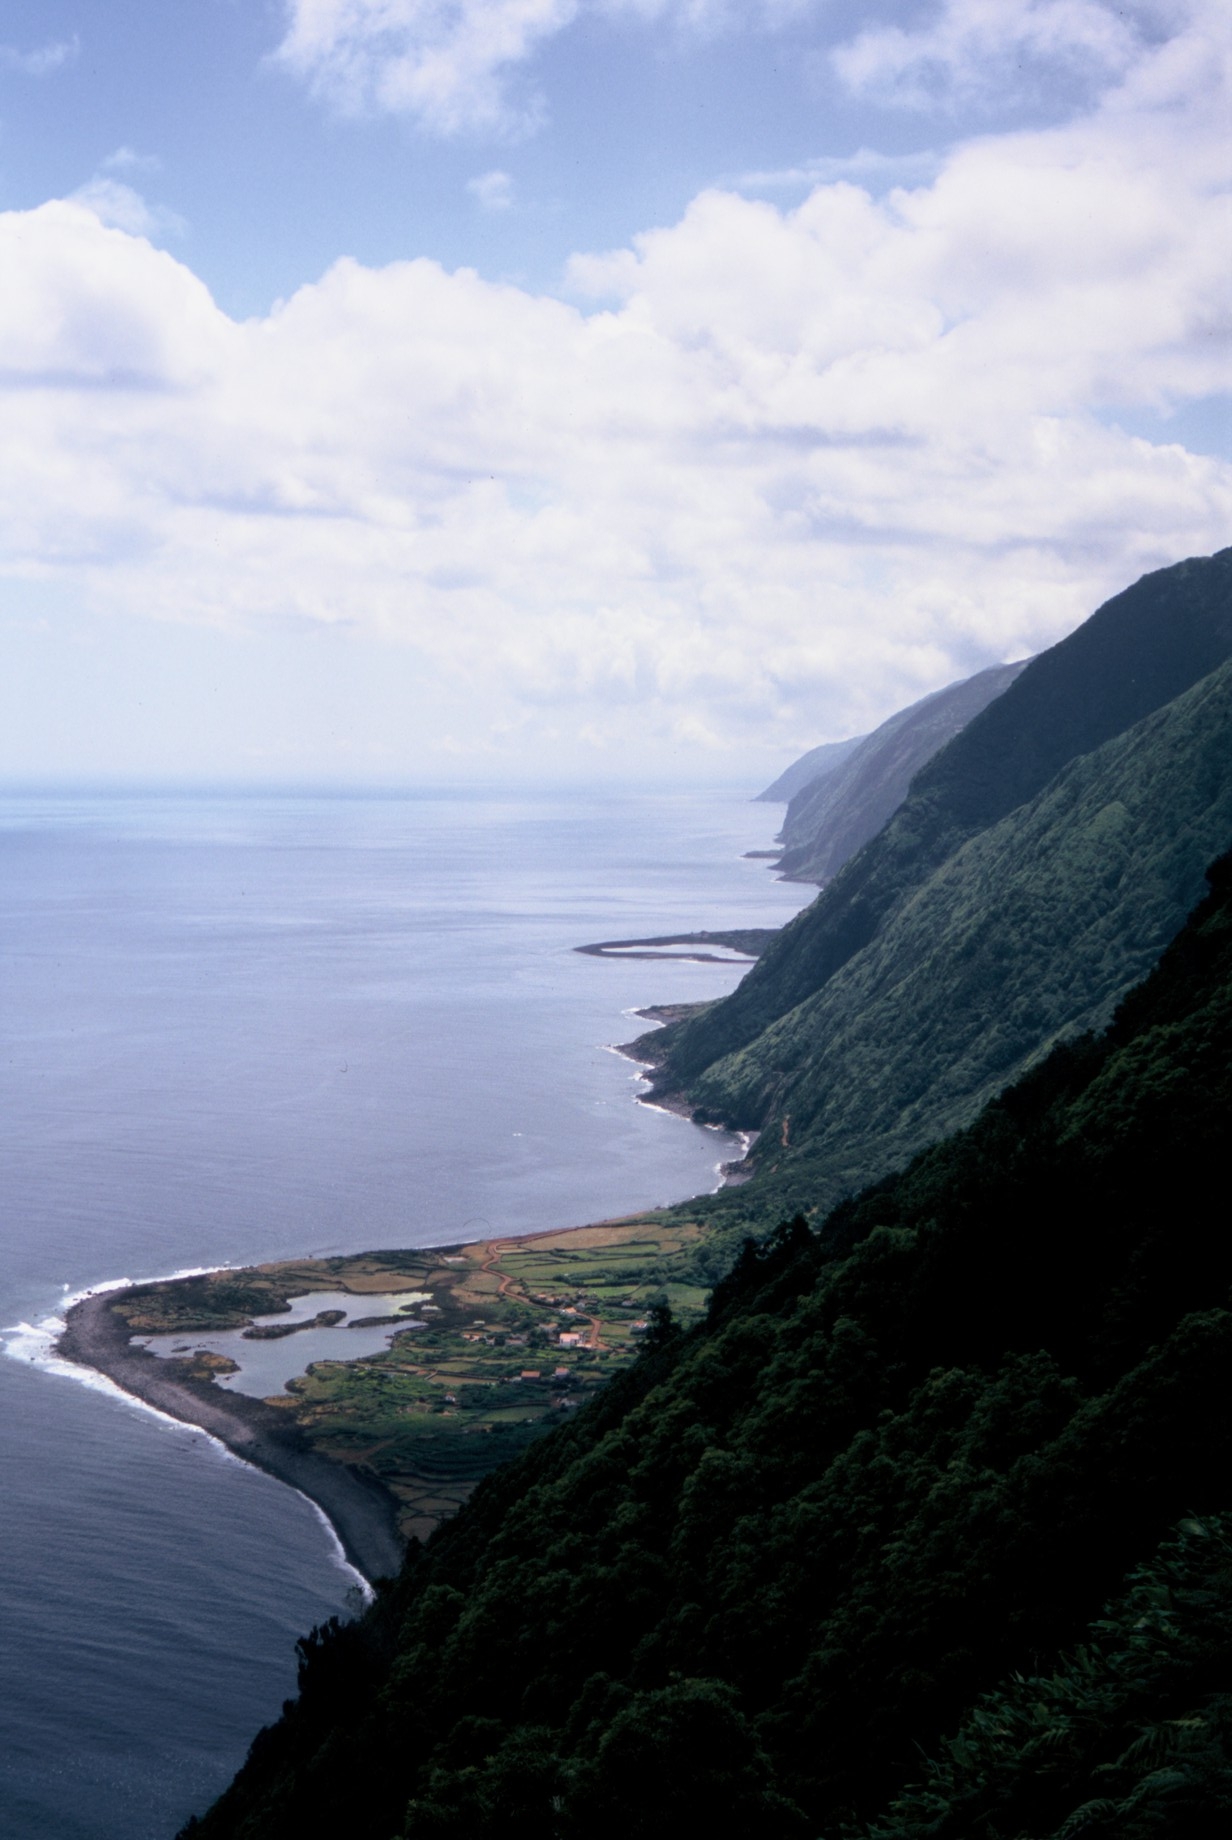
[185,845,1232,1840]
[643,551,1232,1203]
[180,550,1232,1840]
[774,659,1027,884]
[682,651,1232,1216]
[754,732,864,805]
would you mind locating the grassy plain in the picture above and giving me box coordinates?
[114,1215,708,1542]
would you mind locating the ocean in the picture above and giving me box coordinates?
[0,787,809,1839]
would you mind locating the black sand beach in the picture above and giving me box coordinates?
[58,1292,405,1584]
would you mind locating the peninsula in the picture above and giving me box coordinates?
[58,1216,711,1576]
[574,927,776,961]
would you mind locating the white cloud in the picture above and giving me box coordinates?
[0,200,224,390]
[0,34,80,76]
[468,167,515,208]
[1,12,1229,769]
[273,0,811,132]
[833,0,1166,111]
[738,148,945,192]
[601,0,810,35]
[101,147,162,175]
[270,0,1216,147]
[274,0,579,134]
[69,178,185,241]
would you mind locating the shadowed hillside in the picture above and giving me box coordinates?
[637,550,1232,1227]
[653,550,1232,1090]
[182,846,1232,1839]
[678,650,1232,1219]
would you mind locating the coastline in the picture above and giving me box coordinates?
[48,1207,715,1568]
[56,1289,405,1584]
[45,960,766,1583]
[575,927,774,964]
[608,1021,707,1126]
[610,1006,758,1185]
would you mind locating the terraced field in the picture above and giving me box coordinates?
[114,1216,709,1541]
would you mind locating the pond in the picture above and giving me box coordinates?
[133,1289,433,1397]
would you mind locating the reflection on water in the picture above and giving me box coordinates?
[134,1290,432,1397]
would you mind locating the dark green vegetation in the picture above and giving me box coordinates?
[115,1224,710,1543]
[861,1514,1232,1838]
[774,659,1028,884]
[640,549,1232,1232]
[183,845,1232,1838]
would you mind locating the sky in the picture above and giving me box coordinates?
[0,0,1228,787]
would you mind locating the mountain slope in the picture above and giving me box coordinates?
[856,1512,1232,1839]
[647,548,1232,1103]
[185,848,1232,1840]
[755,733,864,805]
[774,660,1027,885]
[683,651,1232,1216]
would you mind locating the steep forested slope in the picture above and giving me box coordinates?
[774,660,1026,885]
[648,548,1232,1102]
[185,849,1232,1840]
[682,651,1232,1217]
[859,1513,1232,1838]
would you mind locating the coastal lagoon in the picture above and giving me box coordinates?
[133,1289,434,1398]
[0,787,808,1839]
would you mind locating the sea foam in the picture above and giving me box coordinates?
[2,1267,371,1598]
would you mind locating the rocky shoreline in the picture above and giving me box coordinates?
[57,1290,405,1584]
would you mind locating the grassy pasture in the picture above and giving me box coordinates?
[116,1211,708,1542]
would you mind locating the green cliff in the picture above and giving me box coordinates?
[774,659,1027,885]
[180,549,1232,1837]
[183,843,1232,1838]
[639,550,1232,1228]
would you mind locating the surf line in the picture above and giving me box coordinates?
[4,1269,387,1594]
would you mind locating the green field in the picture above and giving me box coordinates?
[115,1215,709,1541]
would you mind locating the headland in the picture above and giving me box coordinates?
[56,1217,711,1573]
[58,1285,405,1582]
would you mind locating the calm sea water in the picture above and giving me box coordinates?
[0,787,808,1839]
